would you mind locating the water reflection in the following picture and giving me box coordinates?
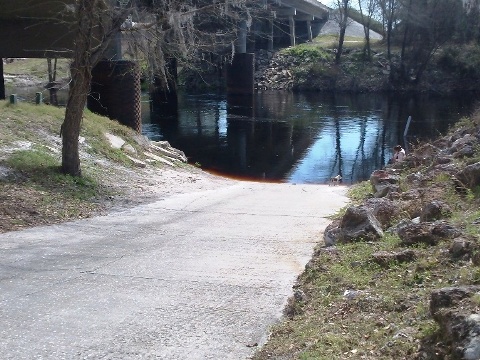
[143,91,478,184]
[7,83,475,184]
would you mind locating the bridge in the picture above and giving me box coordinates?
[0,0,329,57]
[0,0,330,130]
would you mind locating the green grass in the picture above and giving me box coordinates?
[0,102,143,166]
[5,149,99,201]
[3,58,70,79]
[347,180,372,203]
[281,43,334,62]
[0,100,150,230]
[312,34,381,49]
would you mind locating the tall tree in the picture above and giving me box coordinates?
[333,0,351,64]
[60,0,256,177]
[396,0,464,84]
[377,0,398,61]
[357,0,376,60]
[61,0,128,176]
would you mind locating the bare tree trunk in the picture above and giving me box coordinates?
[358,0,375,60]
[336,25,347,64]
[335,0,350,64]
[61,0,96,177]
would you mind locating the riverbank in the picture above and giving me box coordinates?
[254,40,480,95]
[0,101,232,233]
[181,35,480,96]
[0,99,351,360]
[252,110,480,359]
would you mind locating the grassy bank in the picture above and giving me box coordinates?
[0,101,162,232]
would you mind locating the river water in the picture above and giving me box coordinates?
[142,91,479,184]
[7,85,478,184]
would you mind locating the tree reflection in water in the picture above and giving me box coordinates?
[143,91,478,184]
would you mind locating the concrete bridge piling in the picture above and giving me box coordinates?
[88,60,142,132]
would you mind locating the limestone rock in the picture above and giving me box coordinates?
[431,221,462,240]
[449,134,477,154]
[373,183,400,198]
[338,206,384,243]
[370,169,400,187]
[150,141,188,163]
[372,249,417,267]
[323,219,341,246]
[430,286,480,360]
[449,237,476,259]
[397,222,439,246]
[125,154,146,168]
[122,143,137,155]
[456,162,480,189]
[105,132,126,149]
[364,197,400,229]
[430,286,480,314]
[420,200,452,222]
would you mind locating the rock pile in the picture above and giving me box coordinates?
[254,49,296,91]
[324,118,480,358]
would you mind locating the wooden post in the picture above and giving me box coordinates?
[35,92,43,105]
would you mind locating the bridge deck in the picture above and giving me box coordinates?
[0,0,330,58]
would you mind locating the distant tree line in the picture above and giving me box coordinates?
[333,0,480,85]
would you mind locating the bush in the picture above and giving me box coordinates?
[437,44,480,79]
[282,44,333,62]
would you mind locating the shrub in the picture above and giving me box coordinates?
[282,44,333,62]
[437,44,480,79]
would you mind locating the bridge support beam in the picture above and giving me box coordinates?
[87,60,142,132]
[227,19,254,95]
[289,15,296,46]
[307,20,313,41]
[268,17,274,51]
[235,20,248,54]
[226,53,254,95]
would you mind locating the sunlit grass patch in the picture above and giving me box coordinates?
[5,148,99,201]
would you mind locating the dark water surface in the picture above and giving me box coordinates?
[7,84,477,184]
[143,91,479,184]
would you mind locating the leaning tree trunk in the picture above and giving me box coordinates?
[61,63,92,176]
[336,24,347,64]
[335,1,349,65]
[61,0,96,177]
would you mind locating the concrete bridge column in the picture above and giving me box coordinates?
[289,15,296,47]
[226,19,254,95]
[87,60,142,132]
[307,20,313,41]
[0,59,5,100]
[268,14,274,51]
[235,19,248,54]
